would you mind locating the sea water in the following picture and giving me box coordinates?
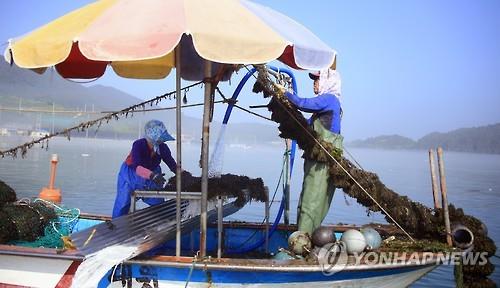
[0,136,498,287]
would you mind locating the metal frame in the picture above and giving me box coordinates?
[175,45,182,257]
[131,190,201,212]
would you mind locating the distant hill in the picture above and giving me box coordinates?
[349,135,416,150]
[0,62,140,111]
[0,61,280,143]
[348,123,500,154]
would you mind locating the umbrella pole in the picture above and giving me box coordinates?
[175,45,182,258]
[200,60,212,257]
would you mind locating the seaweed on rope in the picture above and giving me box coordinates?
[0,81,204,159]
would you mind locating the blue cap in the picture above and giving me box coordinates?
[145,120,175,143]
[159,130,175,142]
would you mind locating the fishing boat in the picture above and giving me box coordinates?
[0,66,469,288]
[0,213,452,288]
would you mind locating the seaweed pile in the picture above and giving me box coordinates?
[252,65,496,287]
[166,171,267,207]
[0,180,16,205]
[0,181,58,244]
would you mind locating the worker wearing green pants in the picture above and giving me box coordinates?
[283,67,343,235]
[297,118,343,234]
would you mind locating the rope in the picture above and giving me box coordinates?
[250,65,415,242]
[232,104,272,122]
[343,147,365,170]
[184,259,196,288]
[0,101,226,115]
[101,100,225,114]
[185,250,211,288]
[0,81,204,158]
[215,87,272,122]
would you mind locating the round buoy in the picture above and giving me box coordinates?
[288,231,312,256]
[311,226,336,247]
[361,227,382,250]
[340,229,366,254]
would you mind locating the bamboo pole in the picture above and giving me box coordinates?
[428,149,441,209]
[437,147,453,247]
[175,45,182,258]
[200,60,212,257]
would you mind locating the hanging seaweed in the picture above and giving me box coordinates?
[252,65,496,287]
[166,171,267,207]
[0,81,204,159]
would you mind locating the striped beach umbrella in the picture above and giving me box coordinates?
[4,0,336,80]
[3,0,338,257]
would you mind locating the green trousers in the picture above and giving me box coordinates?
[297,119,343,235]
[297,159,336,235]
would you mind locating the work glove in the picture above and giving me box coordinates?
[150,172,166,187]
[273,83,287,95]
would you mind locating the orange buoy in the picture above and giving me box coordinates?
[39,154,62,203]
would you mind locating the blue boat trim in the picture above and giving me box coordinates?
[99,261,436,285]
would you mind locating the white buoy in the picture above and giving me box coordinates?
[340,229,366,254]
[361,227,382,250]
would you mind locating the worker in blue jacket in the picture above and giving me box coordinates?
[112,119,177,218]
[283,68,343,235]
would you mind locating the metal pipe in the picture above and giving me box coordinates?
[131,193,136,212]
[200,60,212,257]
[134,191,201,199]
[175,45,182,258]
[222,65,297,125]
[428,149,441,209]
[284,140,291,225]
[437,147,453,247]
[217,196,223,258]
[265,187,270,254]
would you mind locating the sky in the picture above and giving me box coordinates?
[1,0,499,141]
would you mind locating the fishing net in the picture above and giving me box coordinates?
[0,180,16,206]
[2,199,80,248]
[2,202,44,241]
[252,65,497,286]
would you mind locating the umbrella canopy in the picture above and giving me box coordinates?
[4,0,336,80]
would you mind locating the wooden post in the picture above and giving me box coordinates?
[437,147,453,247]
[428,149,441,209]
[200,60,212,257]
